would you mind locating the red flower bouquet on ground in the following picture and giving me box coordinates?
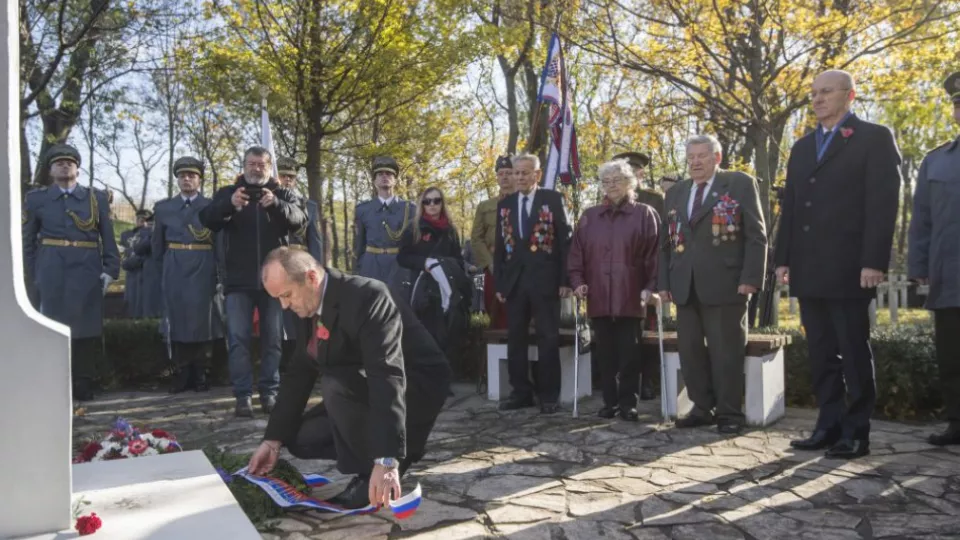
[73,417,181,463]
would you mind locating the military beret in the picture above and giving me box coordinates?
[277,157,299,176]
[372,156,400,176]
[173,156,204,177]
[46,144,81,167]
[944,72,960,104]
[612,151,651,169]
[495,155,513,171]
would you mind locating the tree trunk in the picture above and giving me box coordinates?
[327,176,340,269]
[897,158,913,264]
[497,55,520,155]
[341,171,351,271]
[20,117,33,193]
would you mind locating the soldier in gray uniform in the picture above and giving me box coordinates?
[131,209,163,318]
[908,71,960,447]
[120,216,144,317]
[275,156,328,371]
[22,143,121,401]
[152,156,223,393]
[353,156,416,293]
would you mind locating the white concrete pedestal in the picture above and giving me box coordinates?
[486,343,592,405]
[17,451,259,540]
[661,349,786,427]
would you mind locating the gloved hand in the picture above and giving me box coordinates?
[101,273,114,295]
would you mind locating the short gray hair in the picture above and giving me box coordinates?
[512,153,540,170]
[598,159,638,193]
[685,134,722,155]
[262,246,321,285]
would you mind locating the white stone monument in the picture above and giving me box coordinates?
[2,5,259,537]
[0,0,74,535]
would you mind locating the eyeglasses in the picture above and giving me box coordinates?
[808,87,850,99]
[422,197,443,206]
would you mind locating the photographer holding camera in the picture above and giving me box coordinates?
[200,146,307,417]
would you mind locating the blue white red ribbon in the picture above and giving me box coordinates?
[232,467,422,519]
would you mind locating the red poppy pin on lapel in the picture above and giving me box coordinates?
[316,321,330,341]
[840,127,854,138]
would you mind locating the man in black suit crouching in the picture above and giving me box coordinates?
[494,153,573,414]
[775,70,901,459]
[246,247,451,509]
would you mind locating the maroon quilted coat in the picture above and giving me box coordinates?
[568,199,659,318]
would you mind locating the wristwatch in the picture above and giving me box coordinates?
[374,457,399,469]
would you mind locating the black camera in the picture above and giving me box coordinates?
[245,185,264,201]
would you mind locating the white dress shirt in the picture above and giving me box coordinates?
[687,175,715,218]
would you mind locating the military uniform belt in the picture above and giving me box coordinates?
[366,246,399,255]
[167,242,213,251]
[41,238,98,249]
[288,244,307,251]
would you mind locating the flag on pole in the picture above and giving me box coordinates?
[261,94,279,181]
[537,33,581,190]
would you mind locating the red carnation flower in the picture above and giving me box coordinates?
[75,513,102,536]
[316,324,330,341]
[79,442,102,462]
[840,127,854,138]
[151,429,173,440]
[422,233,432,242]
[128,439,148,456]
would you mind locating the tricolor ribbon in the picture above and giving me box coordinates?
[232,467,422,519]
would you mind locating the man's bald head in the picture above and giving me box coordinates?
[814,70,855,92]
[811,69,856,128]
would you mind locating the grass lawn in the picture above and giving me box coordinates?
[775,297,931,329]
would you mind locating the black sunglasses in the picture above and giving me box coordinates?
[422,197,443,206]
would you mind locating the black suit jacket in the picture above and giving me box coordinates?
[264,268,447,458]
[493,188,572,298]
[773,114,901,298]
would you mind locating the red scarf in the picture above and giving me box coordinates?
[422,214,450,230]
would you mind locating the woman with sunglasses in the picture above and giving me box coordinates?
[398,187,472,366]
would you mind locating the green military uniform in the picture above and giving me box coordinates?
[471,155,513,329]
[658,169,767,427]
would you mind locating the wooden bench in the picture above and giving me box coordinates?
[483,328,592,406]
[641,331,792,427]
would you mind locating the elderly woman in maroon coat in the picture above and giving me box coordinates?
[568,158,660,420]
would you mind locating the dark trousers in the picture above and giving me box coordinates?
[592,317,642,410]
[675,287,748,423]
[799,297,875,440]
[484,270,507,329]
[71,337,99,380]
[171,341,208,387]
[505,287,561,404]
[934,308,960,425]
[285,365,450,476]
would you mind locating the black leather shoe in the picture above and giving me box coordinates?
[540,402,560,415]
[639,383,656,401]
[597,406,618,419]
[498,396,535,411]
[73,379,95,402]
[790,429,840,451]
[927,425,960,446]
[619,408,639,421]
[675,414,714,428]
[825,439,870,459]
[327,475,370,509]
[717,419,743,435]
[260,395,276,414]
[235,397,254,418]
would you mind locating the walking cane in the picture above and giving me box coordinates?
[572,296,580,419]
[655,295,668,422]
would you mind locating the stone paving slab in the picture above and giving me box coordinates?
[73,384,960,539]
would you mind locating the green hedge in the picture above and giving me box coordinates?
[98,316,943,421]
